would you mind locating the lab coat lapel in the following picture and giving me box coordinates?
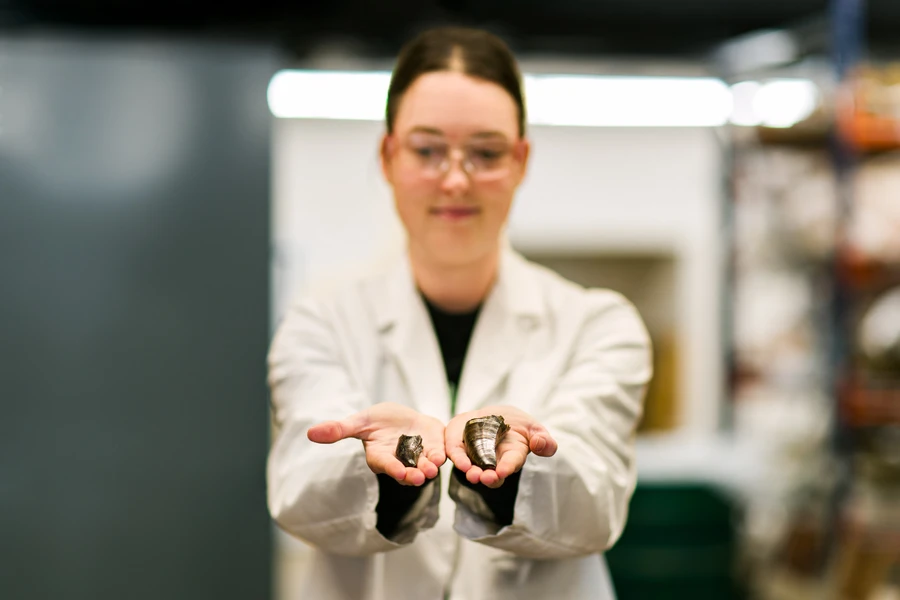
[455,249,544,416]
[371,254,452,424]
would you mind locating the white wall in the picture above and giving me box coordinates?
[271,118,401,321]
[510,125,724,434]
[272,119,724,434]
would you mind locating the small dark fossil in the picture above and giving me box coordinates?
[396,434,424,468]
[463,415,510,470]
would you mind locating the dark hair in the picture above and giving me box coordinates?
[385,27,526,137]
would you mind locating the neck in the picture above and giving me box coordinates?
[409,246,500,313]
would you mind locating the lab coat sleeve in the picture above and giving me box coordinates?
[266,296,440,556]
[453,291,652,559]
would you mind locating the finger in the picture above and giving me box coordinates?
[444,418,467,462]
[307,412,368,444]
[530,433,558,457]
[495,447,527,480]
[426,447,447,468]
[448,446,472,472]
[369,453,408,481]
[466,465,484,484]
[402,467,426,487]
[417,454,439,480]
[481,469,503,488]
[306,421,344,444]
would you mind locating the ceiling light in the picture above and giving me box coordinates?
[267,70,734,127]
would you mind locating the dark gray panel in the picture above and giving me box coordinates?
[0,35,276,600]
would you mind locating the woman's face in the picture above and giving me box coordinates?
[381,71,529,268]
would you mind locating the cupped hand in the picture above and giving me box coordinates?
[307,402,446,486]
[445,405,557,489]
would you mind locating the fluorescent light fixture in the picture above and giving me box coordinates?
[267,69,733,127]
[729,81,763,126]
[267,70,391,121]
[523,75,732,127]
[729,78,820,128]
[752,79,819,128]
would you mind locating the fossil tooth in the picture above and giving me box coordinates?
[463,415,509,470]
[396,434,424,468]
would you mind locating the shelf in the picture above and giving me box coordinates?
[839,381,900,428]
[839,112,900,152]
[837,63,900,152]
[755,114,834,149]
[837,249,900,292]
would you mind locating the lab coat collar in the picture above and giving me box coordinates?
[371,245,545,419]
[371,245,545,331]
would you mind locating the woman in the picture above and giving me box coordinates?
[267,26,653,600]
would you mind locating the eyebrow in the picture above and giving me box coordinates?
[408,126,444,136]
[407,126,511,141]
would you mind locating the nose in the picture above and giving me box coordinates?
[439,149,471,196]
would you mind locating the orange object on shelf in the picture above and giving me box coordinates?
[840,382,900,427]
[839,109,900,152]
[837,247,900,291]
[838,64,900,152]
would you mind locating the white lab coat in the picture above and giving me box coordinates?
[267,246,652,600]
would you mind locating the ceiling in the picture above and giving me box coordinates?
[2,0,898,61]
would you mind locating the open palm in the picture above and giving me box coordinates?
[445,405,558,489]
[308,402,446,486]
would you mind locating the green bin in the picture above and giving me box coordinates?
[606,483,747,599]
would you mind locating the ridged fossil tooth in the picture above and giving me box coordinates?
[463,415,509,470]
[396,434,424,468]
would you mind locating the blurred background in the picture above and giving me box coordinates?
[2,0,900,598]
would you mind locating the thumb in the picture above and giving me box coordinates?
[307,421,344,444]
[307,413,367,444]
[529,432,558,457]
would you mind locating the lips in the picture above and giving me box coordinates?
[430,206,480,219]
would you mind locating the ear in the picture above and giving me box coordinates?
[511,138,531,186]
[379,133,394,184]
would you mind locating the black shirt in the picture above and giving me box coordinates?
[423,297,480,390]
[375,295,520,538]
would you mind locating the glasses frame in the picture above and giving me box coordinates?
[387,133,524,182]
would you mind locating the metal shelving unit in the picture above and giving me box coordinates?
[826,0,900,596]
[717,1,900,596]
